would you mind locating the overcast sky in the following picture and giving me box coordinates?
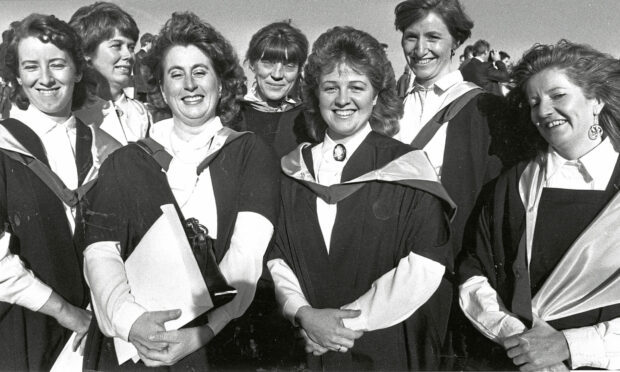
[2,0,619,76]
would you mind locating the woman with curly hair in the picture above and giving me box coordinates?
[0,13,119,370]
[81,12,279,370]
[459,40,620,370]
[267,26,455,370]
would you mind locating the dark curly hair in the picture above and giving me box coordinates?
[303,26,403,142]
[143,12,246,126]
[4,13,89,111]
[508,39,620,154]
[394,0,473,48]
[68,2,139,57]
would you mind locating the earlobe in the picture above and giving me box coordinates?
[160,85,167,104]
[594,100,605,115]
[373,95,378,106]
[16,77,22,86]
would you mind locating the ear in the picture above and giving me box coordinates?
[372,94,378,106]
[75,72,83,83]
[594,99,605,115]
[16,77,22,86]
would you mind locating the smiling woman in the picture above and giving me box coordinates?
[268,26,454,371]
[81,11,280,370]
[0,13,119,371]
[69,1,151,146]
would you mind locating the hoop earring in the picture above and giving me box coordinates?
[588,113,603,140]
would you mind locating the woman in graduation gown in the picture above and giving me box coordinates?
[0,14,119,370]
[267,26,455,371]
[458,40,620,370]
[236,21,310,158]
[392,2,504,365]
[70,1,151,145]
[81,12,279,370]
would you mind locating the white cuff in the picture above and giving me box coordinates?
[207,308,232,336]
[563,326,607,369]
[16,279,53,312]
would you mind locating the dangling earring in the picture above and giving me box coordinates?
[588,113,603,140]
[450,49,455,58]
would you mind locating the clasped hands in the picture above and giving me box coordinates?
[503,318,570,372]
[295,306,364,356]
[127,309,214,367]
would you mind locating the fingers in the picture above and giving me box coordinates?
[134,341,169,363]
[78,335,87,356]
[503,334,522,349]
[149,330,183,344]
[339,327,364,340]
[72,331,88,352]
[506,344,526,359]
[337,309,361,319]
[151,309,182,324]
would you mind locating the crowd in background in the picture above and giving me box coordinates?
[1,0,620,371]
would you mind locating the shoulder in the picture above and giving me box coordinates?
[99,143,159,177]
[365,131,413,158]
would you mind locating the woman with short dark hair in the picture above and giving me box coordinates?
[82,12,279,370]
[236,21,309,157]
[268,26,454,370]
[459,40,620,370]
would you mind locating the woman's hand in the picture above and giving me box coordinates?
[295,306,364,352]
[299,328,329,356]
[128,309,181,359]
[38,291,92,353]
[504,318,570,371]
[138,325,215,366]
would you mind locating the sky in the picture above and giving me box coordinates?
[2,0,619,77]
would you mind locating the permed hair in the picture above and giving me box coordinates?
[303,26,403,142]
[4,13,89,110]
[69,1,139,57]
[143,12,246,125]
[245,21,309,68]
[394,0,473,47]
[509,39,620,153]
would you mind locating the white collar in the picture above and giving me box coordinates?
[545,137,618,186]
[150,116,224,156]
[407,70,463,96]
[10,105,76,137]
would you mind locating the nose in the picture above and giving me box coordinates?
[535,98,554,120]
[270,62,284,80]
[39,66,55,86]
[414,38,427,56]
[183,74,196,91]
[335,89,350,107]
[120,44,133,61]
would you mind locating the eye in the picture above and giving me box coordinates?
[551,93,566,100]
[22,64,38,71]
[50,62,67,69]
[350,85,366,93]
[193,68,207,77]
[322,85,337,93]
[169,70,184,79]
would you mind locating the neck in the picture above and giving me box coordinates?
[172,116,215,142]
[110,86,123,101]
[475,55,486,62]
[554,138,603,160]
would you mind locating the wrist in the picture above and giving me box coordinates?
[295,305,311,326]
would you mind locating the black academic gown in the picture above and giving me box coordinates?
[236,103,311,158]
[271,132,452,371]
[458,157,620,369]
[81,132,280,371]
[0,118,93,371]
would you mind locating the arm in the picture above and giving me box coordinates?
[267,257,311,324]
[341,252,445,331]
[206,212,273,335]
[459,275,527,343]
[487,62,509,83]
[562,319,620,369]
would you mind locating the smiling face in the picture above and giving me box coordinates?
[253,59,299,102]
[161,44,221,127]
[526,68,604,159]
[401,11,455,87]
[318,62,376,141]
[89,29,135,97]
[17,36,80,119]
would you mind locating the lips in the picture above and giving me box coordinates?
[542,119,567,128]
[333,109,355,119]
[36,87,60,96]
[411,56,436,66]
[182,95,204,104]
[115,65,131,74]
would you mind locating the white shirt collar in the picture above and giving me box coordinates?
[545,137,618,187]
[10,105,76,137]
[407,70,463,96]
[150,116,224,159]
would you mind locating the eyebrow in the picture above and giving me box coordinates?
[166,64,210,73]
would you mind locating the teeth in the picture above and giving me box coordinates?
[415,58,433,65]
[546,120,566,128]
[38,88,59,96]
[334,110,354,118]
[183,96,203,103]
